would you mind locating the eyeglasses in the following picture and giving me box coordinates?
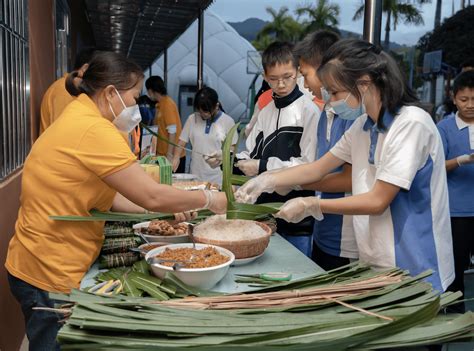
[266,75,297,87]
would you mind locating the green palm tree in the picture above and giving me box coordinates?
[256,6,303,43]
[295,0,340,34]
[353,0,429,48]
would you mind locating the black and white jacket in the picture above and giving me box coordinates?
[236,85,320,235]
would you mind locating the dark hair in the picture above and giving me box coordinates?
[461,59,474,69]
[137,94,155,106]
[193,87,223,113]
[293,30,340,67]
[73,47,97,70]
[66,51,144,97]
[145,76,167,95]
[262,41,298,72]
[453,70,474,96]
[255,80,271,102]
[318,39,418,130]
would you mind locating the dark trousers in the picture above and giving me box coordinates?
[312,242,350,271]
[8,273,64,351]
[176,156,186,173]
[447,216,474,313]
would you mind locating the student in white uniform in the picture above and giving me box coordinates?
[235,39,454,292]
[438,70,474,311]
[172,87,236,185]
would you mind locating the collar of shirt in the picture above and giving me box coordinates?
[362,109,397,165]
[362,108,396,133]
[455,112,471,130]
[205,110,223,134]
[272,85,303,109]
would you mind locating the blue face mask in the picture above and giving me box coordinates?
[320,87,331,103]
[330,92,365,121]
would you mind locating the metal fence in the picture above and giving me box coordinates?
[0,0,30,181]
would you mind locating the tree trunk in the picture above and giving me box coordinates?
[384,10,391,49]
[434,0,442,28]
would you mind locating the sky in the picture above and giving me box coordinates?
[209,0,462,46]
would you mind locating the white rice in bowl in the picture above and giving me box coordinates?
[193,215,268,241]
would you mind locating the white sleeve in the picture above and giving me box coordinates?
[166,124,177,134]
[266,103,319,171]
[245,104,260,136]
[236,110,264,160]
[179,114,193,143]
[330,117,361,164]
[376,118,431,190]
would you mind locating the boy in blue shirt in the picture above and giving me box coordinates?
[438,70,474,311]
[293,31,358,270]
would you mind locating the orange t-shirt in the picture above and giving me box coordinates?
[39,74,75,134]
[5,94,136,293]
[153,96,184,157]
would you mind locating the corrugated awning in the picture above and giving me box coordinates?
[84,0,213,68]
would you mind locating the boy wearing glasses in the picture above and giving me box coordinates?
[235,41,320,256]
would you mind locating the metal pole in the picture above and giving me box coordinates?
[197,8,204,90]
[362,0,382,46]
[163,49,168,90]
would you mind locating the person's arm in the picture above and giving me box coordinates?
[274,179,399,223]
[235,151,345,204]
[172,140,187,172]
[111,192,147,213]
[320,179,399,215]
[446,158,459,172]
[302,163,352,193]
[103,162,226,213]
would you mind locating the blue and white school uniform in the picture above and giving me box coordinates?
[330,106,454,292]
[179,111,236,185]
[437,113,474,216]
[314,109,358,259]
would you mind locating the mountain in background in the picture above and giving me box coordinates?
[228,18,405,50]
[228,18,267,42]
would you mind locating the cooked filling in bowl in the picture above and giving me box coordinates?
[140,220,188,236]
[155,247,230,268]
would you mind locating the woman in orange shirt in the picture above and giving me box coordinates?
[5,51,226,349]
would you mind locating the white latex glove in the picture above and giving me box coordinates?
[204,150,223,169]
[234,172,277,204]
[202,190,227,214]
[457,153,474,166]
[274,196,324,223]
[275,184,303,196]
[235,159,260,177]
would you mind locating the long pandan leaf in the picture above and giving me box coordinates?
[230,174,250,186]
[141,123,184,150]
[49,209,214,222]
[221,123,240,204]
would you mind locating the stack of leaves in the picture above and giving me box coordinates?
[91,260,217,300]
[221,123,283,220]
[55,264,474,349]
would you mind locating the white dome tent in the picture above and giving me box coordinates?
[148,10,260,124]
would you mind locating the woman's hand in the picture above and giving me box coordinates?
[274,196,323,223]
[203,191,227,214]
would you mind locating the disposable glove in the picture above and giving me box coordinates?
[204,150,223,169]
[202,190,227,214]
[274,196,324,223]
[235,159,260,176]
[457,153,474,166]
[234,172,277,204]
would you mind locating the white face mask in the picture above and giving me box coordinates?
[109,88,142,133]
